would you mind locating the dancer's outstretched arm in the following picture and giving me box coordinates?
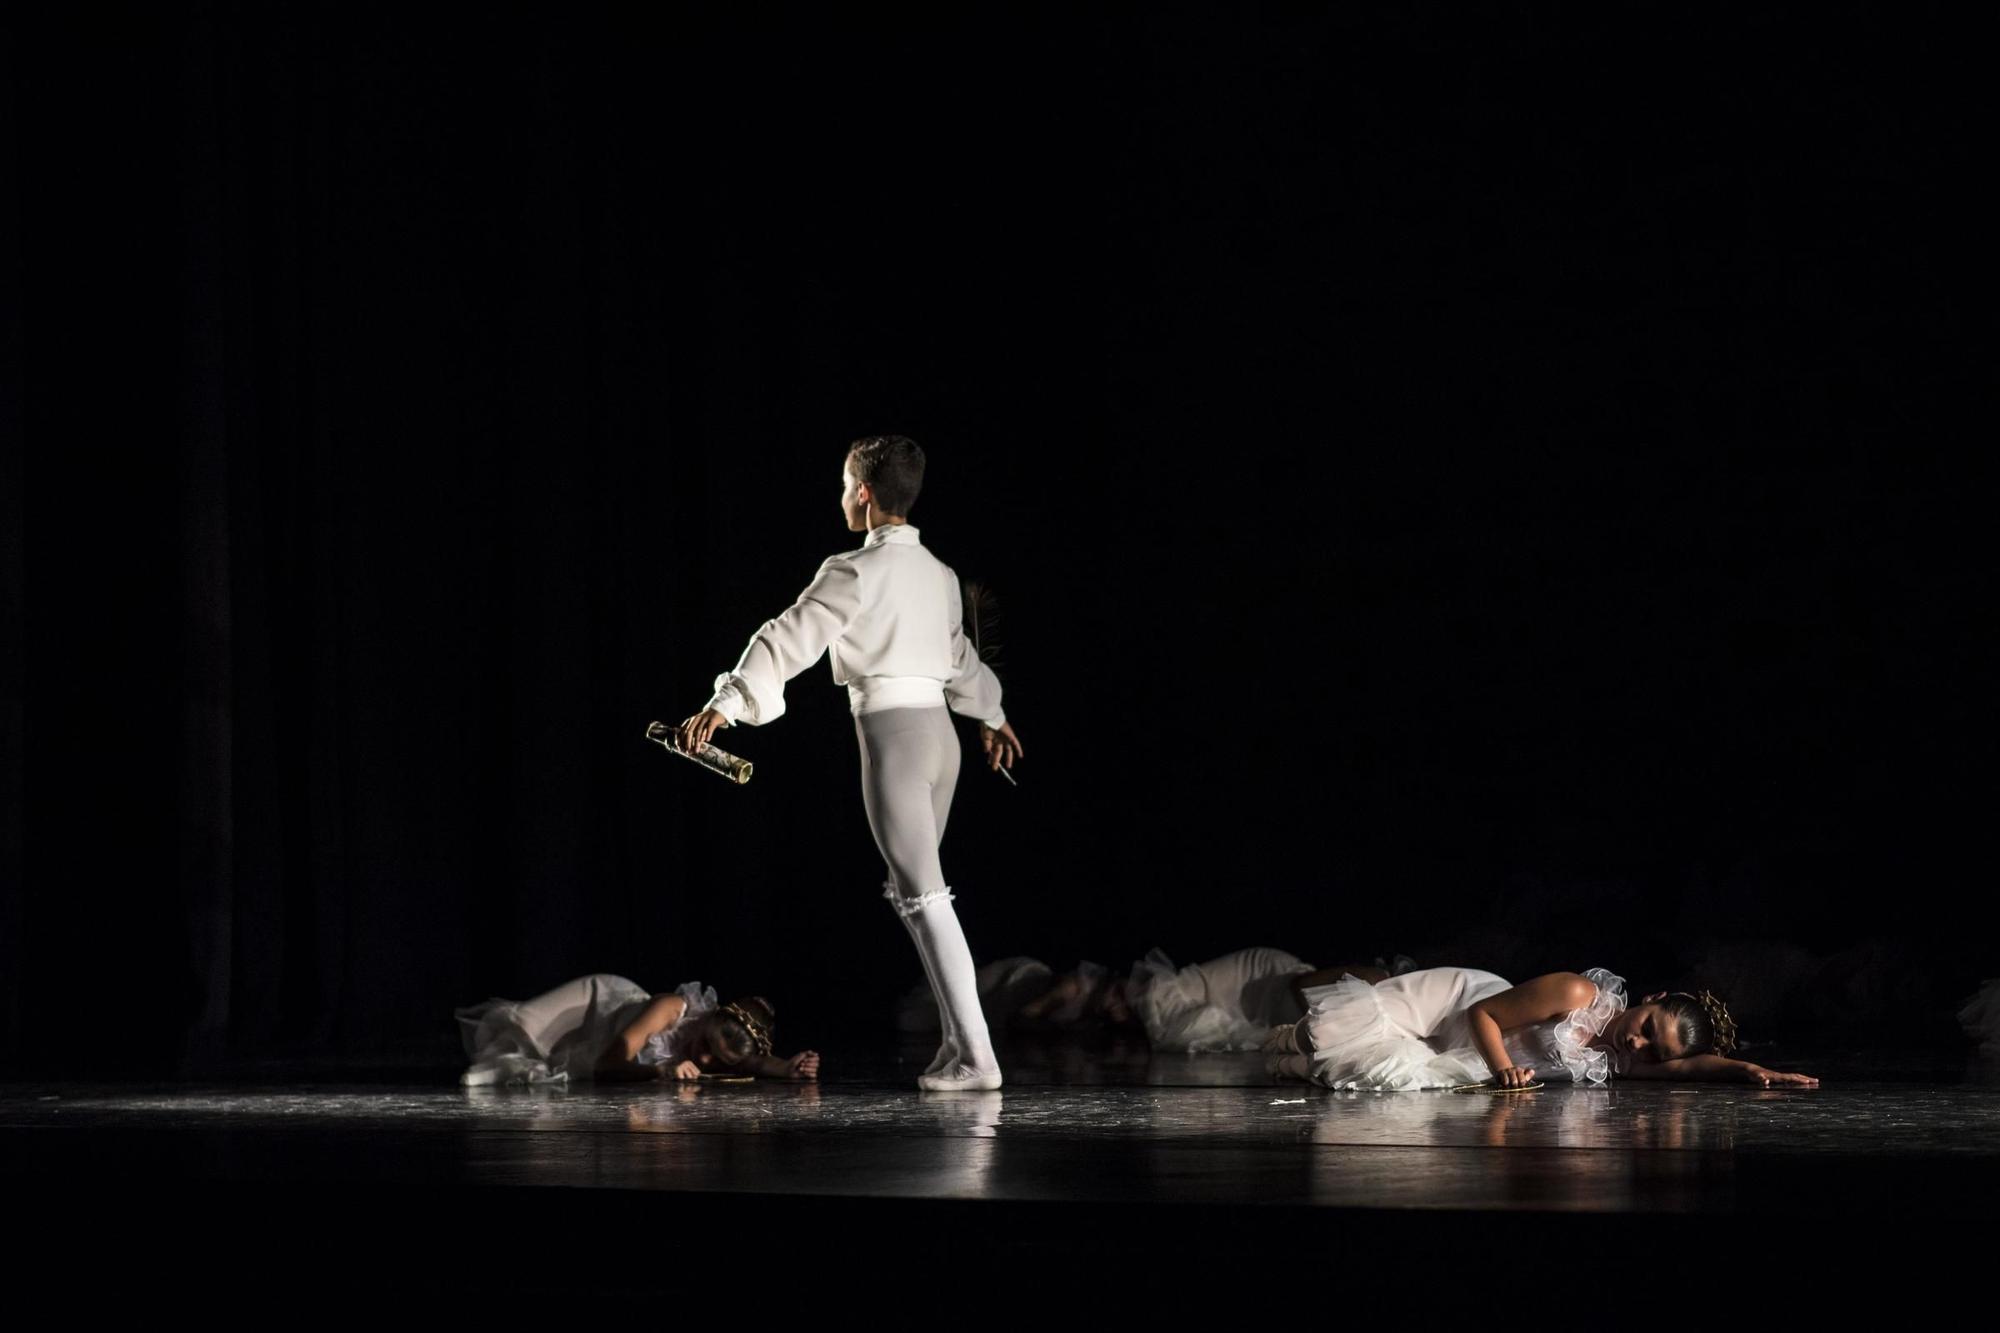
[732,1050,821,1081]
[696,555,863,737]
[1620,1054,1819,1086]
[681,557,862,754]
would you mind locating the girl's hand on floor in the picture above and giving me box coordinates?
[1743,1064,1819,1087]
[1495,1065,1538,1089]
[672,1059,703,1081]
[784,1050,821,1081]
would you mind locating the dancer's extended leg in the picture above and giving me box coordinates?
[859,706,999,1091]
[900,891,998,1090]
[889,877,960,1076]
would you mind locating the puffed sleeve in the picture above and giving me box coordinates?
[704,555,863,726]
[941,568,1006,731]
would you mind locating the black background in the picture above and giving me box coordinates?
[7,5,1988,1071]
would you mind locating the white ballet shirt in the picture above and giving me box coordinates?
[704,523,1007,730]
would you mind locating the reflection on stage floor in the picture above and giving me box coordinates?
[5,1037,1993,1293]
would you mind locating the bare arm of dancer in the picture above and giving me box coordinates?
[1465,972,1598,1088]
[729,1051,822,1080]
[1619,1054,1819,1086]
[592,993,690,1078]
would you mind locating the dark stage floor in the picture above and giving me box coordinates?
[7,1037,1996,1296]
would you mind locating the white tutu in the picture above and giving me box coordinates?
[1131,947,1315,1053]
[1298,965,1629,1090]
[1299,970,1501,1089]
[456,973,714,1086]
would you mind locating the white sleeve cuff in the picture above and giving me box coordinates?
[705,675,744,726]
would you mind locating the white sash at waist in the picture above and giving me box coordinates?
[846,675,947,716]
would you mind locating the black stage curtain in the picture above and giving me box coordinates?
[10,6,1988,1072]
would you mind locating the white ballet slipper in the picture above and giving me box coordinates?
[918,1062,1004,1092]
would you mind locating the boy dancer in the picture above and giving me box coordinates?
[679,435,1024,1090]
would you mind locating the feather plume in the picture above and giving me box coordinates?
[962,579,1003,678]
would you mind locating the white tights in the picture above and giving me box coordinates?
[858,706,1000,1090]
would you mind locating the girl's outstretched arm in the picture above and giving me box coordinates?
[1620,1054,1819,1086]
[734,1050,820,1080]
[1464,973,1598,1088]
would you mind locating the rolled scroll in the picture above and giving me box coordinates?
[644,721,754,785]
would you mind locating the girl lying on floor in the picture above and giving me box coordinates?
[1265,966,1818,1089]
[457,973,819,1086]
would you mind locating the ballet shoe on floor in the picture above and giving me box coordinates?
[918,1061,1004,1092]
[923,1038,961,1077]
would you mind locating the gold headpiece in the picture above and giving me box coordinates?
[1673,989,1738,1057]
[720,1001,774,1057]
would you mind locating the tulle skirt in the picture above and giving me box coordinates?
[1298,968,1511,1090]
[456,973,654,1086]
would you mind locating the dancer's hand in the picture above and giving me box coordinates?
[1741,1063,1818,1088]
[980,721,1023,772]
[671,1059,703,1081]
[1495,1064,1538,1089]
[679,709,729,754]
[784,1050,821,1081]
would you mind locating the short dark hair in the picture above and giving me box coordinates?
[846,435,925,515]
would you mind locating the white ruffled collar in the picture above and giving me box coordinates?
[638,981,721,1064]
[1551,967,1628,1084]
